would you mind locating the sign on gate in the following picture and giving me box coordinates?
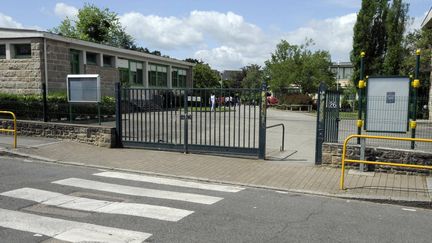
[365,77,410,133]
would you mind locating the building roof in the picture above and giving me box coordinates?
[421,7,432,29]
[0,27,194,68]
[331,62,353,68]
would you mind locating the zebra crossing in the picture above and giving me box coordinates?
[0,171,244,242]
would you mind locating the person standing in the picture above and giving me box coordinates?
[210,93,216,111]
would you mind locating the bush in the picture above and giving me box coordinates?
[0,92,115,121]
[278,94,312,105]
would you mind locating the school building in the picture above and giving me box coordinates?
[0,27,194,96]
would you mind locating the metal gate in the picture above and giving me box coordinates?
[115,83,267,158]
[315,83,340,164]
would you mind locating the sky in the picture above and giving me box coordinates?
[0,0,430,70]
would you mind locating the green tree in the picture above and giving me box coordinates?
[51,3,134,49]
[401,28,432,98]
[193,63,220,88]
[383,0,409,74]
[241,64,263,89]
[351,0,389,85]
[265,40,335,94]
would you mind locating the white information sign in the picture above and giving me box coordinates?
[365,77,410,133]
[67,74,101,103]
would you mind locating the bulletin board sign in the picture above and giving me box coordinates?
[365,76,410,133]
[67,74,101,103]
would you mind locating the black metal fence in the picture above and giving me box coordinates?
[0,84,115,124]
[338,95,431,151]
[118,85,264,156]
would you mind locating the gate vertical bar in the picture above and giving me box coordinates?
[184,88,189,153]
[115,82,123,147]
[258,82,267,159]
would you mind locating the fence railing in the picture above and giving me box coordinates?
[339,134,432,190]
[0,111,17,148]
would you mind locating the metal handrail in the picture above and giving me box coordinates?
[266,123,285,151]
[340,134,432,190]
[0,111,17,148]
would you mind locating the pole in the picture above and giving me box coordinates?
[411,49,421,149]
[42,83,48,122]
[258,81,267,159]
[115,82,123,148]
[357,52,365,145]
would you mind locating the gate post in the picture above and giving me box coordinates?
[115,82,123,148]
[315,83,326,164]
[258,82,267,159]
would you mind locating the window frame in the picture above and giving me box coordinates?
[103,55,114,67]
[86,52,98,65]
[13,43,31,59]
[0,44,5,59]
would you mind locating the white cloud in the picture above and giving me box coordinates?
[54,2,78,20]
[284,13,357,61]
[47,5,358,70]
[0,13,24,28]
[120,10,271,70]
[120,12,203,49]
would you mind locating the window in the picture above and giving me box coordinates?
[172,68,187,87]
[103,55,114,67]
[0,44,5,59]
[148,64,168,87]
[13,44,31,59]
[86,52,98,65]
[70,49,80,74]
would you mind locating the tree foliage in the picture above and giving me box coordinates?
[241,64,263,89]
[351,0,410,83]
[383,0,409,74]
[351,0,388,84]
[401,28,432,97]
[50,3,161,55]
[192,63,220,88]
[51,4,133,48]
[265,40,335,94]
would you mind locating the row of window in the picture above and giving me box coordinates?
[69,49,187,88]
[0,43,32,59]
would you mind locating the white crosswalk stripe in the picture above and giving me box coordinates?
[0,208,151,243]
[94,171,245,193]
[52,177,223,205]
[1,188,194,222]
[0,174,245,241]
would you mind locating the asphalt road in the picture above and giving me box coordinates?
[0,156,431,243]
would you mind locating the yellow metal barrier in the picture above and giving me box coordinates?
[0,111,17,148]
[340,134,432,190]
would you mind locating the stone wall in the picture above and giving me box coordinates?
[0,39,43,94]
[0,120,116,148]
[322,143,432,174]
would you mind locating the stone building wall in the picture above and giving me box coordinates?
[0,38,43,94]
[322,143,432,174]
[85,64,118,96]
[45,39,70,92]
[0,119,116,148]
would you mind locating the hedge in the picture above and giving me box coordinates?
[0,93,115,121]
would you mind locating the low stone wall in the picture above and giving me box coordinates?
[0,120,116,148]
[323,143,432,174]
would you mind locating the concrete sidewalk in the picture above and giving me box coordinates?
[1,136,431,206]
